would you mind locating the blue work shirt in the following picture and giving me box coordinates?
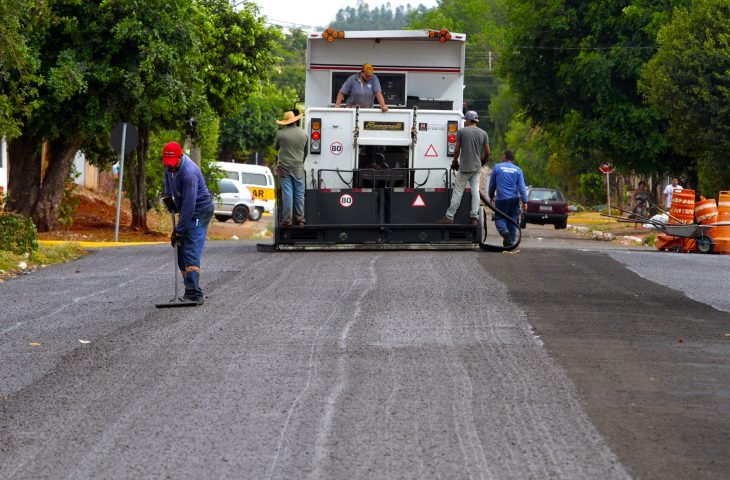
[164,155,214,234]
[488,161,528,202]
[339,73,382,108]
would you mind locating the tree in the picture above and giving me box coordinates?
[639,0,730,196]
[332,1,430,30]
[101,0,279,231]
[218,84,297,163]
[498,0,691,179]
[0,0,47,140]
[6,0,110,231]
[5,0,279,232]
[269,28,307,101]
[410,0,507,133]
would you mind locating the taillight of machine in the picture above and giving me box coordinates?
[310,118,321,154]
[446,121,458,157]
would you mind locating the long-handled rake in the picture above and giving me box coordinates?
[155,197,198,308]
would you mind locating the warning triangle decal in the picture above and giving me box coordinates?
[412,194,426,207]
[424,144,439,157]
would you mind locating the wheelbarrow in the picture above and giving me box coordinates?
[602,207,718,254]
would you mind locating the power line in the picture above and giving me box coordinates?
[504,45,654,51]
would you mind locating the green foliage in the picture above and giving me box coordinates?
[197,0,281,118]
[499,0,691,175]
[0,0,47,139]
[697,158,729,199]
[269,28,307,101]
[411,0,507,123]
[487,82,516,154]
[218,83,297,164]
[578,172,605,206]
[0,212,38,254]
[0,242,86,278]
[504,118,555,188]
[639,0,730,192]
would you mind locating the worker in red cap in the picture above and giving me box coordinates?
[162,142,214,305]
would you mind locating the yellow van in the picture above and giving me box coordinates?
[214,162,275,216]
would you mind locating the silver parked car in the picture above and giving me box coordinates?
[214,179,261,223]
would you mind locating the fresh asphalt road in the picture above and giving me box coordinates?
[1,226,728,479]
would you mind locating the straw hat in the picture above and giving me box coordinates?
[276,111,303,125]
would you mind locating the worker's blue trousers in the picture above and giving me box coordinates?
[177,209,213,298]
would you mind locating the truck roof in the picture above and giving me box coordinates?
[308,29,466,42]
[305,29,466,109]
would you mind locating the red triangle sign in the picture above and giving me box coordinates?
[424,144,439,157]
[412,194,426,207]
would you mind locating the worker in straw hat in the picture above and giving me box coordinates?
[274,110,308,227]
[335,63,389,112]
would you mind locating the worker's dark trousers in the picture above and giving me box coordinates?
[494,197,521,244]
[177,208,213,298]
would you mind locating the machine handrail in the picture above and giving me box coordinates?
[315,167,450,190]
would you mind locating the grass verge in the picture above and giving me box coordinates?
[0,243,88,281]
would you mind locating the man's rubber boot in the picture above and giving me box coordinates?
[499,230,510,247]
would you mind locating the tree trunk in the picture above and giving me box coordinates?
[129,126,149,232]
[5,132,42,217]
[32,139,79,232]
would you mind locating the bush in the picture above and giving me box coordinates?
[0,213,39,254]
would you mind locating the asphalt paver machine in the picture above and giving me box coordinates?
[260,29,520,252]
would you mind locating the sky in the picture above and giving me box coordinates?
[254,0,438,30]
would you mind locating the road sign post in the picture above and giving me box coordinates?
[110,122,139,242]
[599,163,614,221]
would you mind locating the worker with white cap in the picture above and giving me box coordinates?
[436,110,491,225]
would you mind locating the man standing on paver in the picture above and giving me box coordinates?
[436,110,491,225]
[274,110,308,227]
[489,150,528,247]
[163,142,214,305]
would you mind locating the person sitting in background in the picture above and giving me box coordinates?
[631,181,651,225]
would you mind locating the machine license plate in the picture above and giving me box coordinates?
[539,205,553,212]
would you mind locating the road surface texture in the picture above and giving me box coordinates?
[1,226,727,479]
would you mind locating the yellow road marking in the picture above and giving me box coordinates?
[39,240,165,248]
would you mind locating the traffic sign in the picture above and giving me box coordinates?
[110,122,138,242]
[110,122,139,154]
[599,163,614,174]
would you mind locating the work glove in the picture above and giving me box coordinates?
[170,231,179,248]
[451,160,459,171]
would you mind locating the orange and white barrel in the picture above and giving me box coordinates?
[695,198,718,225]
[719,191,730,221]
[669,189,695,224]
[713,191,730,242]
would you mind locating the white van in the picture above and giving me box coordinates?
[213,161,275,216]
